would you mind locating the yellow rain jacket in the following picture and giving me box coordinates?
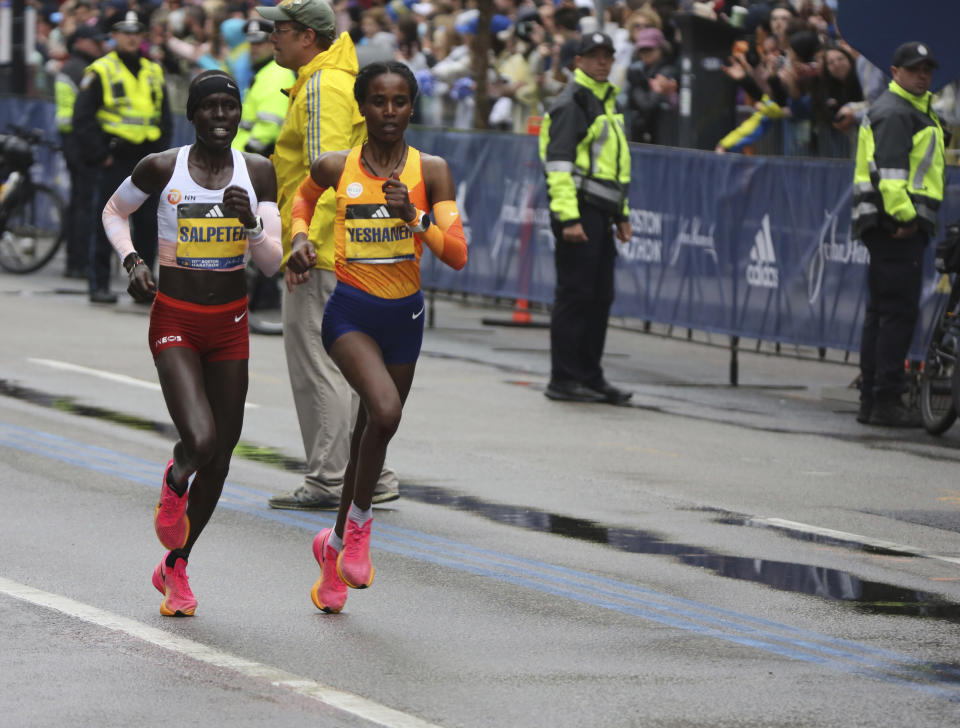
[272,32,366,270]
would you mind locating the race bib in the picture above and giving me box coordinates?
[175,202,246,269]
[343,203,416,264]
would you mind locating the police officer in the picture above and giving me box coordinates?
[539,32,633,404]
[73,11,171,303]
[232,18,295,158]
[55,24,105,279]
[852,41,945,427]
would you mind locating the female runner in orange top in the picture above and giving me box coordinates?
[288,61,467,613]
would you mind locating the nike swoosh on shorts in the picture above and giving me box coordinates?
[235,310,247,323]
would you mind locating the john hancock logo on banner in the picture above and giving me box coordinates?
[807,209,869,304]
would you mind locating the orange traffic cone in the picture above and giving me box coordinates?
[481,297,549,328]
[512,298,532,324]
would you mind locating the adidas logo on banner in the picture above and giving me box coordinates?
[205,205,224,218]
[371,205,391,219]
[746,213,779,288]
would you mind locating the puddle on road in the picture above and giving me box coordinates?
[398,482,960,624]
[0,287,88,297]
[709,511,914,556]
[3,378,959,624]
[0,380,303,470]
[0,380,170,435]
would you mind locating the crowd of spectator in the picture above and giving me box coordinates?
[13,0,960,159]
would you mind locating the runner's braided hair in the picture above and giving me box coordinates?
[354,61,419,106]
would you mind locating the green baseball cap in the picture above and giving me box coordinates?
[256,0,336,40]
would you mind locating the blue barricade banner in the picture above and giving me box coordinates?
[5,97,959,359]
[408,128,960,359]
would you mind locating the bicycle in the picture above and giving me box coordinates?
[918,223,960,434]
[0,127,67,274]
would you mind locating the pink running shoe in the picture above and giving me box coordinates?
[337,518,374,589]
[154,459,189,550]
[152,552,197,617]
[310,528,347,613]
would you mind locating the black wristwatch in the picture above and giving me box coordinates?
[123,253,144,275]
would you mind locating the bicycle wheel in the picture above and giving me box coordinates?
[920,330,957,435]
[951,349,960,423]
[0,183,66,274]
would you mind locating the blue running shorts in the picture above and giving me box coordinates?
[321,282,425,364]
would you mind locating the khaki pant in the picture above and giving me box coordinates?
[282,268,398,492]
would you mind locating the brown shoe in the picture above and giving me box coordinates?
[268,485,340,510]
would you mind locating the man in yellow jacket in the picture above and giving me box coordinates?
[255,0,399,510]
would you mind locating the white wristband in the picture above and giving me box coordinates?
[245,216,264,238]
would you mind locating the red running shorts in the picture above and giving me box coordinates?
[148,292,249,361]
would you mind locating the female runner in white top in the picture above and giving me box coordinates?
[101,70,282,616]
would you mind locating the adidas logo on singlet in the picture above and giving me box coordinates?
[204,205,225,218]
[370,205,391,219]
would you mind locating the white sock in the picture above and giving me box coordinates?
[347,502,373,525]
[327,530,343,552]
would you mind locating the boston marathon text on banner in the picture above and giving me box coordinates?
[407,129,960,360]
[3,97,957,359]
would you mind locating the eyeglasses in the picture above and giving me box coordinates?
[271,26,302,36]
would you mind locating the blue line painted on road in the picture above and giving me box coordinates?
[2,420,959,702]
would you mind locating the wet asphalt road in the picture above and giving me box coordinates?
[2,265,960,728]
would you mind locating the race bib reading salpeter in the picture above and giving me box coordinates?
[175,202,246,269]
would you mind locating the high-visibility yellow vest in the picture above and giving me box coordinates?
[539,68,631,224]
[233,60,294,154]
[54,72,79,133]
[852,80,945,238]
[86,51,165,145]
